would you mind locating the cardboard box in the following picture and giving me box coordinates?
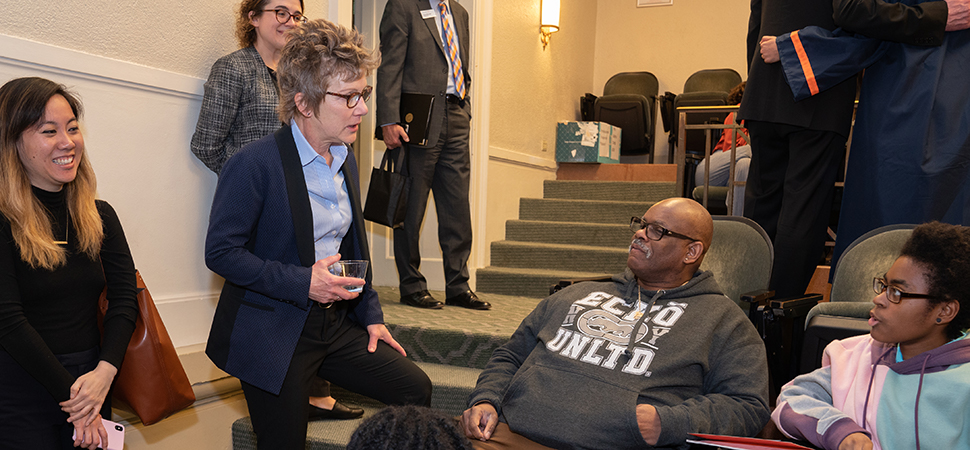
[555,121,622,163]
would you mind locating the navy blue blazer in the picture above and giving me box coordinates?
[204,125,382,394]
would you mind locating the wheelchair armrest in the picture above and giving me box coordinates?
[549,276,613,295]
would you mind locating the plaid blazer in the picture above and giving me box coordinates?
[191,46,282,174]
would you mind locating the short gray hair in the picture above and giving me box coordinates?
[277,19,380,123]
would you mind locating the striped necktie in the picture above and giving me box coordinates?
[438,1,466,99]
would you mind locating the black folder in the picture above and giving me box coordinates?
[375,92,435,146]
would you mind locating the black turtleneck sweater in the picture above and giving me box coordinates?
[0,187,137,402]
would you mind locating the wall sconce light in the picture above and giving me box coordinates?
[540,0,560,50]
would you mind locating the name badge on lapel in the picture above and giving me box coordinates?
[420,9,435,19]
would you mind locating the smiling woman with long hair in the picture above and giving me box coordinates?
[772,222,970,450]
[0,77,138,450]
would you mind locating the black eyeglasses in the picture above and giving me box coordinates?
[262,8,307,25]
[630,217,699,242]
[326,86,373,108]
[872,277,939,304]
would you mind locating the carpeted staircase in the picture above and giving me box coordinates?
[477,179,677,298]
[230,179,677,449]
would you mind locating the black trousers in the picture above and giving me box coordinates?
[393,101,473,298]
[0,347,111,450]
[241,303,432,450]
[743,120,847,299]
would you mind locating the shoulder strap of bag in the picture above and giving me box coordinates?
[387,143,410,177]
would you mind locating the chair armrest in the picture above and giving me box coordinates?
[740,289,775,305]
[769,294,823,318]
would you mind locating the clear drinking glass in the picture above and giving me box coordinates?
[328,260,368,293]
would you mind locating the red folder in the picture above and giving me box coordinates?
[687,433,814,450]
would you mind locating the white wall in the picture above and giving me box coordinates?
[0,0,752,350]
[0,35,217,347]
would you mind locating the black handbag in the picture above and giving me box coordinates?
[363,145,412,228]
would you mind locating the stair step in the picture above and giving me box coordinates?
[489,240,628,274]
[519,198,655,224]
[231,362,482,450]
[374,286,539,370]
[506,220,630,248]
[476,266,613,298]
[543,179,676,202]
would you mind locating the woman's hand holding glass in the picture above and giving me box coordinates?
[309,254,366,305]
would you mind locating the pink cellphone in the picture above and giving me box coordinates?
[71,417,125,450]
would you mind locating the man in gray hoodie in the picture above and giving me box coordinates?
[461,198,770,449]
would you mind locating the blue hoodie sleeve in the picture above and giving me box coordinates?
[776,26,888,101]
[773,366,870,450]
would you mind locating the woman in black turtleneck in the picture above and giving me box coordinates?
[0,77,137,450]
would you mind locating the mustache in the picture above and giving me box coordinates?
[630,238,651,258]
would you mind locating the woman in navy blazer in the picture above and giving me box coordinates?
[204,20,431,449]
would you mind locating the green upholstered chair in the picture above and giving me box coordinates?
[700,215,772,310]
[593,72,659,163]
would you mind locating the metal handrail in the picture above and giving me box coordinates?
[675,105,744,214]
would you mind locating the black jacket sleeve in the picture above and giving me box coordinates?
[833,0,948,45]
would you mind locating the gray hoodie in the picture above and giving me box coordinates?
[467,269,770,449]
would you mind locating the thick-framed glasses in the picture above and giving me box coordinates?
[629,217,699,242]
[872,277,938,304]
[326,86,373,108]
[262,8,307,25]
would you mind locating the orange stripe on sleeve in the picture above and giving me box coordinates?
[790,31,819,96]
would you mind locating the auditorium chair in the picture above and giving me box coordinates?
[798,224,916,374]
[592,71,659,163]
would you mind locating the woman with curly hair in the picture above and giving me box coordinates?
[204,19,431,449]
[190,0,305,175]
[191,0,362,421]
[772,222,970,450]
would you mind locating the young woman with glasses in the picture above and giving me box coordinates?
[191,0,306,175]
[772,222,970,450]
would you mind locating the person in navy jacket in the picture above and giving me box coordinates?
[204,19,431,450]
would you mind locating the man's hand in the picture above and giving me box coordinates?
[60,361,117,426]
[461,402,499,441]
[946,0,970,31]
[308,254,364,305]
[381,124,409,149]
[72,414,107,450]
[365,323,407,355]
[760,36,780,63]
[636,404,662,446]
[838,432,873,450]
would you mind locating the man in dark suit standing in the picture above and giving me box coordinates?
[738,0,857,299]
[377,0,490,310]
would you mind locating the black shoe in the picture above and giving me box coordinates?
[400,290,443,309]
[445,290,491,310]
[308,401,364,421]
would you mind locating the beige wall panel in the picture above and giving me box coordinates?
[0,0,330,78]
[593,0,749,94]
[489,0,598,158]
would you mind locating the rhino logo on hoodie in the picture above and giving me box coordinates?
[577,309,649,345]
